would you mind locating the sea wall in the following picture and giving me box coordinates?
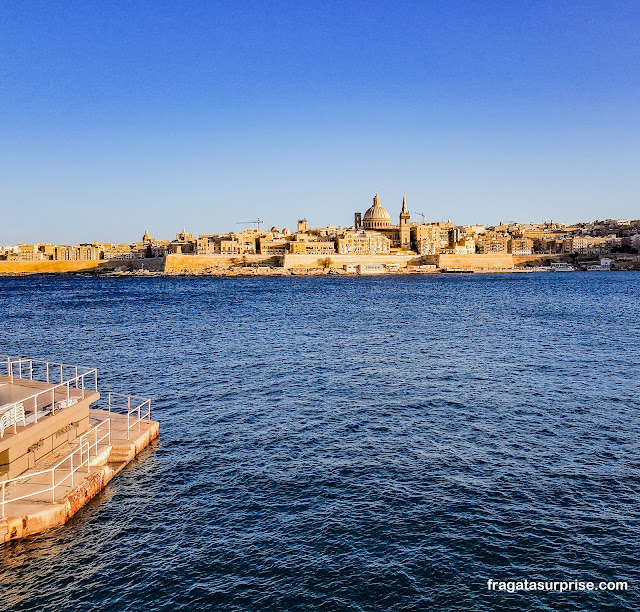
[3,252,635,275]
[0,260,116,275]
[130,257,167,272]
[282,254,426,269]
[437,254,515,270]
[512,254,571,267]
[164,254,282,273]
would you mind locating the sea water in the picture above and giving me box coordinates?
[0,273,638,611]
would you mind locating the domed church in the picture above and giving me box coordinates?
[354,194,412,250]
[363,194,392,229]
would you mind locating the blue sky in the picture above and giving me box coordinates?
[1,0,638,244]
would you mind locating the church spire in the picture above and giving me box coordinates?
[399,192,411,249]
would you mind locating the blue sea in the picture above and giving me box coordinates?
[0,273,638,611]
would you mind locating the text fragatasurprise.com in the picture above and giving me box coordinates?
[487,579,628,593]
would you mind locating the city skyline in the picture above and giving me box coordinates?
[3,190,639,247]
[2,1,639,244]
[4,198,639,262]
[3,197,639,249]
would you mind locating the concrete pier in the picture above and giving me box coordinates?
[0,409,159,544]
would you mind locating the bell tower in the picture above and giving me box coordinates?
[399,194,411,250]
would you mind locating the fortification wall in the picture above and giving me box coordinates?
[130,257,167,272]
[282,254,426,269]
[437,254,514,270]
[512,254,570,267]
[0,260,115,275]
[164,254,281,273]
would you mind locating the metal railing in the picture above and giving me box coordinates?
[0,355,151,441]
[0,356,98,430]
[1,355,98,391]
[78,418,111,461]
[1,441,90,518]
[0,374,97,431]
[104,392,151,440]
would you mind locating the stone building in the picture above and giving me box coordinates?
[476,233,509,254]
[399,195,411,250]
[17,245,39,261]
[508,238,534,255]
[354,193,412,249]
[196,232,256,255]
[54,244,101,261]
[288,234,336,255]
[411,224,439,255]
[336,230,390,254]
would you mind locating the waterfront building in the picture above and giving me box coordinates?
[219,238,247,255]
[508,238,534,255]
[411,224,440,255]
[438,223,458,250]
[175,229,194,243]
[354,194,412,249]
[568,235,621,255]
[454,237,476,255]
[196,234,216,255]
[258,237,290,256]
[464,225,486,235]
[39,244,57,259]
[196,233,256,255]
[288,234,336,255]
[476,233,509,254]
[54,244,101,261]
[167,229,196,254]
[336,230,390,254]
[16,245,39,261]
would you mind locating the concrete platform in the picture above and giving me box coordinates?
[0,409,159,543]
[0,376,97,480]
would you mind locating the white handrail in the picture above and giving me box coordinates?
[1,356,152,442]
[78,419,111,460]
[1,355,98,390]
[0,370,96,428]
[1,442,90,518]
[105,392,151,440]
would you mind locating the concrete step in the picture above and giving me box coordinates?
[108,446,135,463]
[90,445,112,467]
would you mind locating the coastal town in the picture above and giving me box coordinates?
[3,195,640,274]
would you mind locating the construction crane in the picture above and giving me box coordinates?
[414,212,426,222]
[237,218,264,230]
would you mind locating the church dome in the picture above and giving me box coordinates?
[363,194,392,229]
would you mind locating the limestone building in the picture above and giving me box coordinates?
[336,230,390,255]
[354,194,412,250]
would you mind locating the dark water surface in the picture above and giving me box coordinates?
[0,273,638,611]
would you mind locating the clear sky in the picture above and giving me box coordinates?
[1,0,638,244]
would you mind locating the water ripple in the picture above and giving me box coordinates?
[0,273,638,611]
